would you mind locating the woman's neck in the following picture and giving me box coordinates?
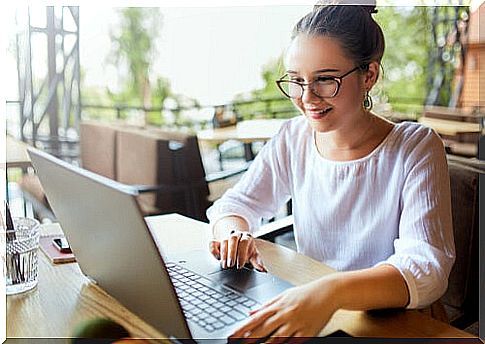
[314,112,393,161]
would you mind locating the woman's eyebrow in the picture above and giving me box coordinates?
[286,68,341,74]
[314,68,340,74]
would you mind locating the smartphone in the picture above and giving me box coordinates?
[52,237,72,253]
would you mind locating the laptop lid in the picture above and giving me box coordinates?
[28,147,192,340]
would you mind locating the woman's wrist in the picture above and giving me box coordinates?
[310,273,344,314]
[314,266,409,312]
[212,215,250,240]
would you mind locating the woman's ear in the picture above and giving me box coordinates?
[364,61,380,91]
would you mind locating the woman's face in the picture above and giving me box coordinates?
[284,35,375,133]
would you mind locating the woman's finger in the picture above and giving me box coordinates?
[229,307,277,339]
[227,232,242,268]
[249,294,282,315]
[236,234,252,269]
[209,240,220,259]
[249,255,267,273]
[246,300,295,340]
[220,239,229,269]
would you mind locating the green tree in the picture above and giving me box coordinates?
[107,8,163,122]
[374,6,430,115]
[233,56,295,120]
[251,57,286,99]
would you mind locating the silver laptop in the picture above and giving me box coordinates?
[28,147,292,341]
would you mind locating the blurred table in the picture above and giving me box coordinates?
[4,135,32,169]
[418,117,481,157]
[3,136,32,209]
[6,213,477,340]
[418,117,481,136]
[197,119,287,144]
[197,119,287,163]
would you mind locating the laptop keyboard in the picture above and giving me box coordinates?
[166,262,261,333]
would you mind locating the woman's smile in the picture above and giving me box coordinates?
[305,106,334,120]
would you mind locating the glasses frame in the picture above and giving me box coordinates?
[276,66,362,99]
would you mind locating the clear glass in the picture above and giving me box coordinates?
[3,217,41,295]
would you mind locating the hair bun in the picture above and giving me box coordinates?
[313,1,378,15]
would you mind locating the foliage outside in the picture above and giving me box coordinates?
[83,8,200,127]
[81,6,465,127]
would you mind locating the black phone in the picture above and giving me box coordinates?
[52,237,72,253]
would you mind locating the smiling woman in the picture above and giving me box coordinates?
[205,3,455,341]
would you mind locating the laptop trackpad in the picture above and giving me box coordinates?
[208,267,293,301]
[208,267,267,292]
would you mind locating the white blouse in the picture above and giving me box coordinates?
[206,116,455,309]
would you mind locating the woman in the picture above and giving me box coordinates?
[207,4,455,340]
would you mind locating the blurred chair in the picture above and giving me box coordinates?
[20,120,249,222]
[441,158,481,329]
[81,122,249,221]
[115,127,211,219]
[79,121,118,180]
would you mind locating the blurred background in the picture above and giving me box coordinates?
[5,3,483,143]
[4,2,484,217]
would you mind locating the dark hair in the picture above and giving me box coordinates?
[291,5,385,70]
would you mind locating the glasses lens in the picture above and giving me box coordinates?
[278,81,302,99]
[313,79,339,98]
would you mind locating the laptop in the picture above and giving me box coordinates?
[28,148,292,342]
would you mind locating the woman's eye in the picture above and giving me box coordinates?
[290,78,304,83]
[316,76,334,82]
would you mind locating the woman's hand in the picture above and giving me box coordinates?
[229,278,339,342]
[209,230,266,272]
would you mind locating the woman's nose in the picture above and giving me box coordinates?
[301,84,319,104]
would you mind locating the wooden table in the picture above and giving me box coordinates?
[4,136,33,209]
[197,119,287,162]
[418,117,481,137]
[418,117,481,157]
[4,135,32,169]
[6,214,476,340]
[197,119,287,145]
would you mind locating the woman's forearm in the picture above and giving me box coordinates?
[319,264,409,312]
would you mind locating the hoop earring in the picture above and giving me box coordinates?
[363,91,373,111]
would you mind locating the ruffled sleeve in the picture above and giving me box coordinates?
[206,121,292,233]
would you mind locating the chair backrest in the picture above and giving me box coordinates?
[80,122,211,221]
[147,128,210,221]
[115,127,174,214]
[80,121,118,180]
[441,159,480,324]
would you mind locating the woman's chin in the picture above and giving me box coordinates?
[305,115,333,132]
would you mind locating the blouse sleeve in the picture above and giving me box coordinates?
[206,122,292,234]
[377,128,455,309]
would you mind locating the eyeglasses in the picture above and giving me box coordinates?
[276,66,361,99]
